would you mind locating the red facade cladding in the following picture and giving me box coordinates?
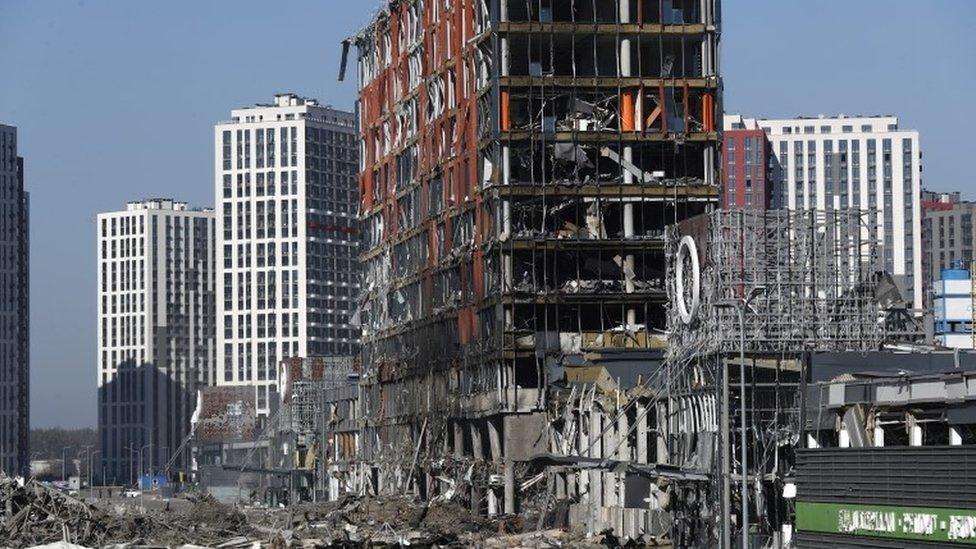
[722,128,770,210]
[922,200,954,212]
[358,1,482,346]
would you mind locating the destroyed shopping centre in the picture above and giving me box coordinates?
[8,1,976,548]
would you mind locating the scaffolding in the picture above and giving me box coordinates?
[667,208,884,361]
[655,208,885,546]
[280,357,358,437]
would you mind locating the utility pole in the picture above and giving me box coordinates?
[720,355,731,549]
[737,304,749,549]
[126,445,137,486]
[90,450,101,499]
[61,446,74,482]
[716,287,765,549]
[80,445,93,488]
[141,443,153,479]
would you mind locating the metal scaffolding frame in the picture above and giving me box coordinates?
[657,208,885,546]
[667,208,883,361]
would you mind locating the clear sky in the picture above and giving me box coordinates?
[0,0,973,428]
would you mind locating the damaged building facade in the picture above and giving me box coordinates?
[188,356,360,505]
[796,351,976,547]
[191,385,263,503]
[350,0,720,523]
[658,208,888,546]
[270,356,360,504]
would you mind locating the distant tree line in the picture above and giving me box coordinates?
[30,427,97,460]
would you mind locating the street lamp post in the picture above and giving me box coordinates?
[90,450,102,499]
[125,446,138,487]
[717,286,766,549]
[61,446,74,482]
[141,443,153,482]
[79,445,93,488]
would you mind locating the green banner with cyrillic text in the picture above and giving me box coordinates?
[796,501,976,544]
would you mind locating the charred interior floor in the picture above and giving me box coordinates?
[350,0,721,532]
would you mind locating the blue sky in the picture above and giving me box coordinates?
[0,0,973,428]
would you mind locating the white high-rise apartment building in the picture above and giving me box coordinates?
[96,199,215,484]
[214,94,358,414]
[0,124,29,477]
[726,114,923,308]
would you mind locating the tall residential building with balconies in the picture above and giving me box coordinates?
[213,94,359,415]
[726,114,923,308]
[96,199,214,484]
[0,123,29,477]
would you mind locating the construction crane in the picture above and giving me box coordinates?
[162,431,195,478]
[163,390,203,478]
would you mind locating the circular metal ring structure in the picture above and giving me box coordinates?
[675,235,700,325]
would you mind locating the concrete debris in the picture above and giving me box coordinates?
[1,476,111,548]
[247,495,496,546]
[0,476,254,548]
[2,477,643,549]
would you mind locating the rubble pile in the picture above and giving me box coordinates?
[0,475,627,548]
[0,476,112,547]
[248,495,496,546]
[0,477,253,548]
[250,496,633,547]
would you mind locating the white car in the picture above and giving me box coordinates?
[122,490,141,498]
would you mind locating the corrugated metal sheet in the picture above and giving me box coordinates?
[796,447,976,508]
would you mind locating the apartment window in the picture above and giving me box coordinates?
[222,131,231,170]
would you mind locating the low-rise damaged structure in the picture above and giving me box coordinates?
[192,385,265,503]
[796,351,976,547]
[655,208,888,546]
[346,0,722,520]
[190,357,361,505]
[271,356,360,503]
